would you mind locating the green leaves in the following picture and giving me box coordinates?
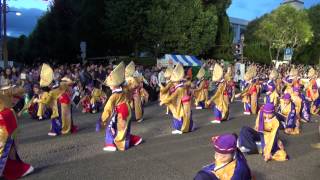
[247,4,314,62]
[16,0,231,61]
[145,0,218,56]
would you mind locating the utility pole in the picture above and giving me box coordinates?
[240,34,245,62]
[3,0,8,68]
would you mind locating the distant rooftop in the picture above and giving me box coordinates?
[281,0,304,9]
[229,17,250,26]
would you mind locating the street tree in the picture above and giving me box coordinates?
[255,5,313,61]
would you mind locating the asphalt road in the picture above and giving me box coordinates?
[15,100,320,180]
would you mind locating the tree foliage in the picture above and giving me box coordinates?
[246,5,313,63]
[145,0,218,56]
[296,4,320,64]
[10,0,233,62]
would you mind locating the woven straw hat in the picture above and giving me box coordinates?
[308,68,316,78]
[196,67,205,80]
[212,63,223,82]
[170,63,185,82]
[40,63,54,87]
[164,67,173,79]
[125,61,135,78]
[0,85,25,109]
[269,69,278,79]
[105,62,125,87]
[289,68,298,77]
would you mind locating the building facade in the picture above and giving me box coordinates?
[229,17,249,43]
[282,0,304,10]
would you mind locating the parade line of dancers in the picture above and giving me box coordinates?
[1,61,320,179]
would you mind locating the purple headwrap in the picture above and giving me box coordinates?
[212,134,237,154]
[258,103,274,132]
[283,93,291,100]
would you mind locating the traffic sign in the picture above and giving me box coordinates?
[284,48,293,61]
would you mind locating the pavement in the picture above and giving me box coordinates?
[16,101,320,180]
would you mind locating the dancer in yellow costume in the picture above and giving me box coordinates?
[277,93,299,135]
[283,68,300,95]
[194,66,209,109]
[57,77,78,135]
[224,66,236,106]
[305,68,320,115]
[0,86,34,179]
[206,64,229,124]
[101,62,142,152]
[90,80,106,114]
[125,61,144,122]
[195,134,252,180]
[235,66,256,115]
[160,64,195,134]
[264,70,279,106]
[159,66,174,115]
[38,64,62,136]
[239,103,288,162]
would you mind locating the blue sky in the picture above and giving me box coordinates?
[227,0,320,20]
[7,0,320,37]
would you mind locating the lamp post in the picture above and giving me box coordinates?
[1,0,22,68]
[240,34,245,62]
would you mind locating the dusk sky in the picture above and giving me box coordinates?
[7,0,320,37]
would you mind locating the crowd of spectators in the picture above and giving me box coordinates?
[0,60,317,103]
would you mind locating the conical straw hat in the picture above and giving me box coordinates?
[224,69,232,81]
[196,67,205,80]
[289,68,298,77]
[125,61,135,78]
[40,63,54,87]
[170,63,185,82]
[308,68,316,78]
[269,69,278,79]
[164,67,173,79]
[212,63,223,82]
[105,62,125,87]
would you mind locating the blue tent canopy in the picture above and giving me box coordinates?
[164,54,202,66]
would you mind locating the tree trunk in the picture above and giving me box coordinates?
[276,48,281,61]
[268,45,273,62]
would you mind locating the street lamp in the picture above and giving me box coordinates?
[1,0,22,68]
[15,11,22,16]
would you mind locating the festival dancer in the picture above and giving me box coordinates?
[224,66,236,106]
[283,68,300,95]
[159,67,174,115]
[194,133,252,180]
[57,77,78,135]
[249,66,259,115]
[125,61,144,122]
[160,63,195,134]
[206,64,229,123]
[291,87,310,124]
[137,74,149,106]
[101,62,142,152]
[193,66,209,109]
[235,67,255,115]
[38,64,63,136]
[264,70,279,106]
[90,80,106,114]
[37,84,52,120]
[277,93,299,135]
[238,103,288,162]
[276,73,284,96]
[305,68,320,116]
[79,89,91,113]
[0,86,34,179]
[19,84,51,120]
